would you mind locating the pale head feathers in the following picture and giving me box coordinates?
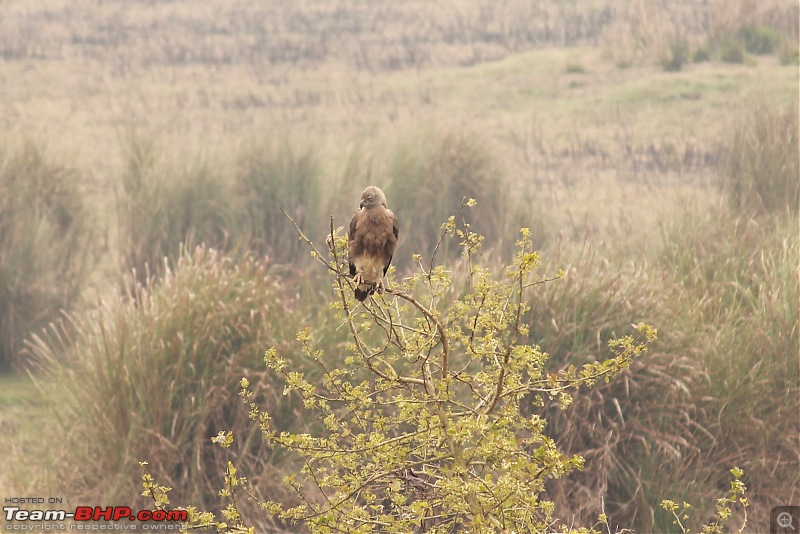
[359,186,388,209]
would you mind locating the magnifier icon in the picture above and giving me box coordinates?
[778,511,796,530]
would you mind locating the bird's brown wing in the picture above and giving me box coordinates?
[348,209,360,278]
[383,210,399,275]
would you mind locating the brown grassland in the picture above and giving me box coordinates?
[0,0,798,532]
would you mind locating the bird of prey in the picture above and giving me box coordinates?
[348,186,399,301]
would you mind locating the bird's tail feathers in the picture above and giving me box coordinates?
[354,285,371,302]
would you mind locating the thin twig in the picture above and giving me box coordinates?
[385,287,449,380]
[281,208,345,276]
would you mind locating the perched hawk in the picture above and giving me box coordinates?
[348,186,399,301]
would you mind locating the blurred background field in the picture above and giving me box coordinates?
[0,0,797,531]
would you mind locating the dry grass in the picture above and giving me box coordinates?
[117,133,234,285]
[0,0,798,531]
[0,140,94,369]
[385,128,509,262]
[726,100,799,216]
[0,1,795,180]
[531,203,799,531]
[657,207,800,524]
[235,136,325,265]
[24,247,315,529]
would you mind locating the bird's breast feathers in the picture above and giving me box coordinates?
[349,207,397,283]
[356,211,397,252]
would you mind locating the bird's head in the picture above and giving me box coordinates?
[359,186,388,209]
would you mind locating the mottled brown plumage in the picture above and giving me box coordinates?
[348,186,399,301]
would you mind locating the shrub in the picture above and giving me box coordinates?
[117,135,233,286]
[740,24,782,55]
[692,46,711,63]
[26,247,309,527]
[0,141,93,369]
[720,41,746,63]
[157,213,656,531]
[661,467,749,534]
[661,39,689,72]
[726,100,799,216]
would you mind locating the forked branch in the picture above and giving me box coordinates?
[282,209,448,387]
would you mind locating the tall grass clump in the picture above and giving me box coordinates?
[236,138,324,266]
[117,135,233,286]
[526,198,798,530]
[525,241,709,532]
[778,40,800,65]
[726,100,799,216]
[657,207,799,523]
[0,141,93,369]
[25,246,313,526]
[385,129,508,263]
[324,138,380,223]
[660,38,689,72]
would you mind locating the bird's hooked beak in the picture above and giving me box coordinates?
[359,199,365,209]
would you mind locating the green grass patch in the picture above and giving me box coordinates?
[0,374,50,496]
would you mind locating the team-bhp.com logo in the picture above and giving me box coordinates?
[4,504,187,528]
